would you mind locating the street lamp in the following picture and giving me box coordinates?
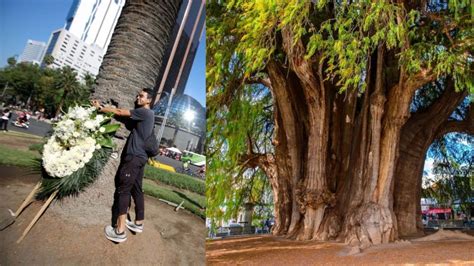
[156,87,177,147]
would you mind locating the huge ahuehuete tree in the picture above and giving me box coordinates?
[206,0,473,248]
[50,0,182,223]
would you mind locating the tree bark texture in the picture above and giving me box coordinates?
[394,84,469,236]
[50,0,181,225]
[246,29,468,248]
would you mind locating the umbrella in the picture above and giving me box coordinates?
[166,147,182,154]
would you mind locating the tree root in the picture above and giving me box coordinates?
[343,203,396,249]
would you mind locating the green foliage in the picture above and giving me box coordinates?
[7,57,17,66]
[207,0,473,223]
[423,133,473,214]
[7,56,17,66]
[0,62,94,116]
[207,82,273,222]
[43,55,55,66]
[143,181,205,218]
[144,165,206,195]
[208,1,473,94]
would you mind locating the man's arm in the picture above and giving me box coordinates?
[91,100,131,117]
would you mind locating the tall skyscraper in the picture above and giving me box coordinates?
[154,0,205,100]
[65,0,125,51]
[18,40,46,65]
[42,0,124,80]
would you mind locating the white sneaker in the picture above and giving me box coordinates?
[104,225,127,243]
[126,219,143,233]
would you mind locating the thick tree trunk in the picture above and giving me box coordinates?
[394,85,468,236]
[50,0,181,225]
[252,35,468,248]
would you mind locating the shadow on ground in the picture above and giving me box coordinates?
[0,166,205,265]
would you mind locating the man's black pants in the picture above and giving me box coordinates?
[0,119,8,130]
[112,154,148,225]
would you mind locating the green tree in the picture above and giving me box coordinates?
[36,69,60,115]
[54,66,80,117]
[423,133,473,216]
[83,72,96,89]
[207,0,472,247]
[43,54,55,66]
[7,56,17,66]
[0,62,42,106]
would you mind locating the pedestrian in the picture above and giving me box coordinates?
[183,160,189,171]
[92,88,155,243]
[0,108,11,131]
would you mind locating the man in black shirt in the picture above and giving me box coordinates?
[92,88,155,243]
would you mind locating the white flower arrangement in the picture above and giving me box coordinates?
[42,105,118,178]
[16,105,120,242]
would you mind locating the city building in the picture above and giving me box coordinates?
[153,93,206,153]
[65,0,125,51]
[43,29,104,79]
[154,0,205,101]
[42,0,124,80]
[18,40,46,65]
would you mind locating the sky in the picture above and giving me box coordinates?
[0,0,206,107]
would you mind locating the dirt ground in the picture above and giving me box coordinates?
[206,235,474,265]
[0,166,205,265]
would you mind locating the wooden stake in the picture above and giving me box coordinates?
[17,190,58,244]
[175,201,185,212]
[0,182,42,231]
[15,182,42,217]
[158,199,179,207]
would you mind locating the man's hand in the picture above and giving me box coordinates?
[90,100,131,117]
[90,100,102,109]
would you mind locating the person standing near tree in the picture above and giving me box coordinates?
[92,87,155,243]
[0,108,11,131]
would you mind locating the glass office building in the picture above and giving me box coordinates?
[154,0,205,99]
[153,94,205,135]
[153,93,205,153]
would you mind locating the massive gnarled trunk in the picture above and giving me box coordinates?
[394,84,471,236]
[243,26,470,247]
[50,0,181,223]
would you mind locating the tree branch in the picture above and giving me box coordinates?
[435,118,473,139]
[246,76,272,88]
[406,68,437,93]
[408,78,467,124]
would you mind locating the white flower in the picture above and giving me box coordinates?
[42,104,114,178]
[84,120,96,130]
[42,135,97,178]
[95,114,105,123]
[68,106,90,121]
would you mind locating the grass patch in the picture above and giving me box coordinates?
[0,144,40,167]
[143,180,205,219]
[144,165,205,195]
[29,142,45,152]
[2,130,43,139]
